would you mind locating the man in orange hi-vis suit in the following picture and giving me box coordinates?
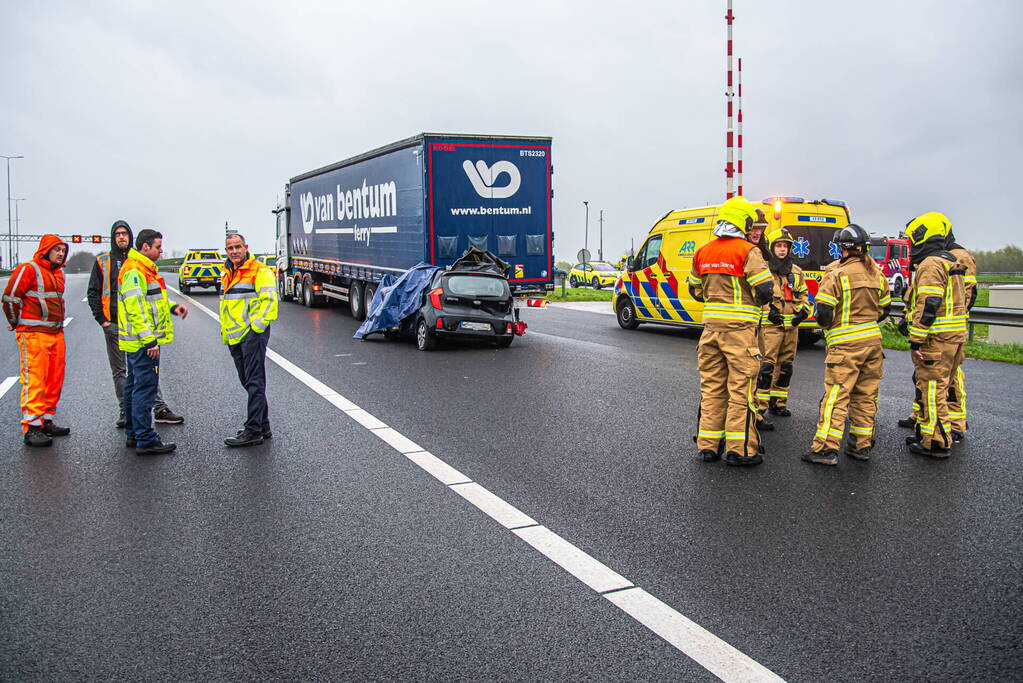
[2,234,71,447]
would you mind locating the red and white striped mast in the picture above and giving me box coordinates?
[737,56,744,197]
[725,0,735,199]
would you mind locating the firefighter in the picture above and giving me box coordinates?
[87,220,184,428]
[220,233,278,448]
[2,235,71,446]
[803,224,891,466]
[901,213,967,457]
[118,229,189,456]
[755,228,812,424]
[897,213,976,444]
[687,196,774,466]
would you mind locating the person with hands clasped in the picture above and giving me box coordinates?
[117,229,188,456]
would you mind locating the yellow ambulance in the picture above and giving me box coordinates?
[613,197,851,341]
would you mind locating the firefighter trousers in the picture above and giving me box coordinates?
[811,341,883,453]
[756,323,797,412]
[15,331,66,433]
[912,339,962,451]
[696,326,761,458]
[948,350,967,434]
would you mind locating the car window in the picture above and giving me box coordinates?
[635,235,663,270]
[445,275,509,297]
[592,263,617,272]
[200,252,221,260]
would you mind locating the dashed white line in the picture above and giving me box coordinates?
[63,317,73,327]
[168,284,784,681]
[0,376,18,401]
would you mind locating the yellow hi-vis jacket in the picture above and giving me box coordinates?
[220,255,278,345]
[117,249,178,352]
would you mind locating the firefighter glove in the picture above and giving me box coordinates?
[790,309,809,327]
[767,307,784,326]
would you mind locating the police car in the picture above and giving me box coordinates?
[568,261,621,289]
[178,249,225,294]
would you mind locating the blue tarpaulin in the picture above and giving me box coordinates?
[353,263,439,339]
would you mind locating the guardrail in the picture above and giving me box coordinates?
[889,300,1023,341]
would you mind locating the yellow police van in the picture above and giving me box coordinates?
[614,197,851,342]
[178,249,225,294]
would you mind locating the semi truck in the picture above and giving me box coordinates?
[273,133,555,321]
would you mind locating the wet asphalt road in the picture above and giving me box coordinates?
[0,273,1020,681]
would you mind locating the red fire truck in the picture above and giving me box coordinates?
[869,235,912,296]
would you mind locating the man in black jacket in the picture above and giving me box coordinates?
[86,220,184,428]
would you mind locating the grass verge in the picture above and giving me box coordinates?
[546,286,615,302]
[881,320,1023,364]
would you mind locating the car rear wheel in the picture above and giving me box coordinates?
[497,335,513,348]
[349,281,365,320]
[416,317,436,351]
[616,297,640,329]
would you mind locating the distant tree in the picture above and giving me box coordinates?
[973,244,1023,274]
[64,251,96,274]
[555,260,572,272]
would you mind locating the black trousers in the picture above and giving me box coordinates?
[229,328,270,435]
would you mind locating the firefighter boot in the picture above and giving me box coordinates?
[756,411,775,431]
[802,449,838,466]
[768,397,791,417]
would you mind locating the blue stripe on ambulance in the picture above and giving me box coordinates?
[659,281,694,322]
[640,280,668,316]
[624,281,654,318]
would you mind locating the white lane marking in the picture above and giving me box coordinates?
[405,451,472,485]
[168,285,784,680]
[63,317,73,326]
[605,588,784,683]
[0,376,18,401]
[81,297,87,303]
[449,482,537,529]
[371,427,423,454]
[529,331,618,350]
[514,525,633,593]
[547,301,616,316]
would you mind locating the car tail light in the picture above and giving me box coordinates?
[435,317,444,329]
[182,266,191,276]
[429,287,444,309]
[506,322,513,333]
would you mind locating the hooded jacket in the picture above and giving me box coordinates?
[2,234,68,333]
[87,220,134,324]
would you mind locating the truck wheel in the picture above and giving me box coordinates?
[497,335,513,348]
[616,297,640,329]
[349,281,366,321]
[364,283,377,317]
[892,277,905,297]
[416,317,436,351]
[278,275,292,302]
[302,275,317,308]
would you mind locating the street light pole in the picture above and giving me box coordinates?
[2,155,24,270]
[599,210,604,262]
[12,198,25,264]
[583,201,589,265]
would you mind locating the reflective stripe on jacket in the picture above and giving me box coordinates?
[2,234,67,333]
[219,255,278,345]
[816,256,890,347]
[117,248,177,351]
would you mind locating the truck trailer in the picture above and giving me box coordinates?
[274,133,555,320]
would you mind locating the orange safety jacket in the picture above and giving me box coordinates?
[2,234,68,333]
[95,251,114,321]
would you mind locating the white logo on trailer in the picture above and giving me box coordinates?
[463,160,521,199]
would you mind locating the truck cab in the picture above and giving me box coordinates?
[869,235,911,297]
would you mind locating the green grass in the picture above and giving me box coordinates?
[546,286,615,302]
[881,319,1023,364]
[977,275,1023,282]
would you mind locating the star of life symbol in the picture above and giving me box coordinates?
[828,241,842,260]
[793,236,810,259]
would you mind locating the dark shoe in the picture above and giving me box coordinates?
[802,449,838,466]
[897,417,916,429]
[116,411,126,429]
[951,430,964,444]
[24,427,53,447]
[136,441,176,455]
[42,420,70,437]
[126,438,136,448]
[154,408,184,424]
[756,416,775,431]
[845,446,871,461]
[769,405,791,417]
[725,451,763,467]
[907,440,951,459]
[698,449,720,462]
[237,429,273,440]
[225,431,264,448]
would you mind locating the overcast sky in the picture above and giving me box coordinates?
[2,0,1020,264]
